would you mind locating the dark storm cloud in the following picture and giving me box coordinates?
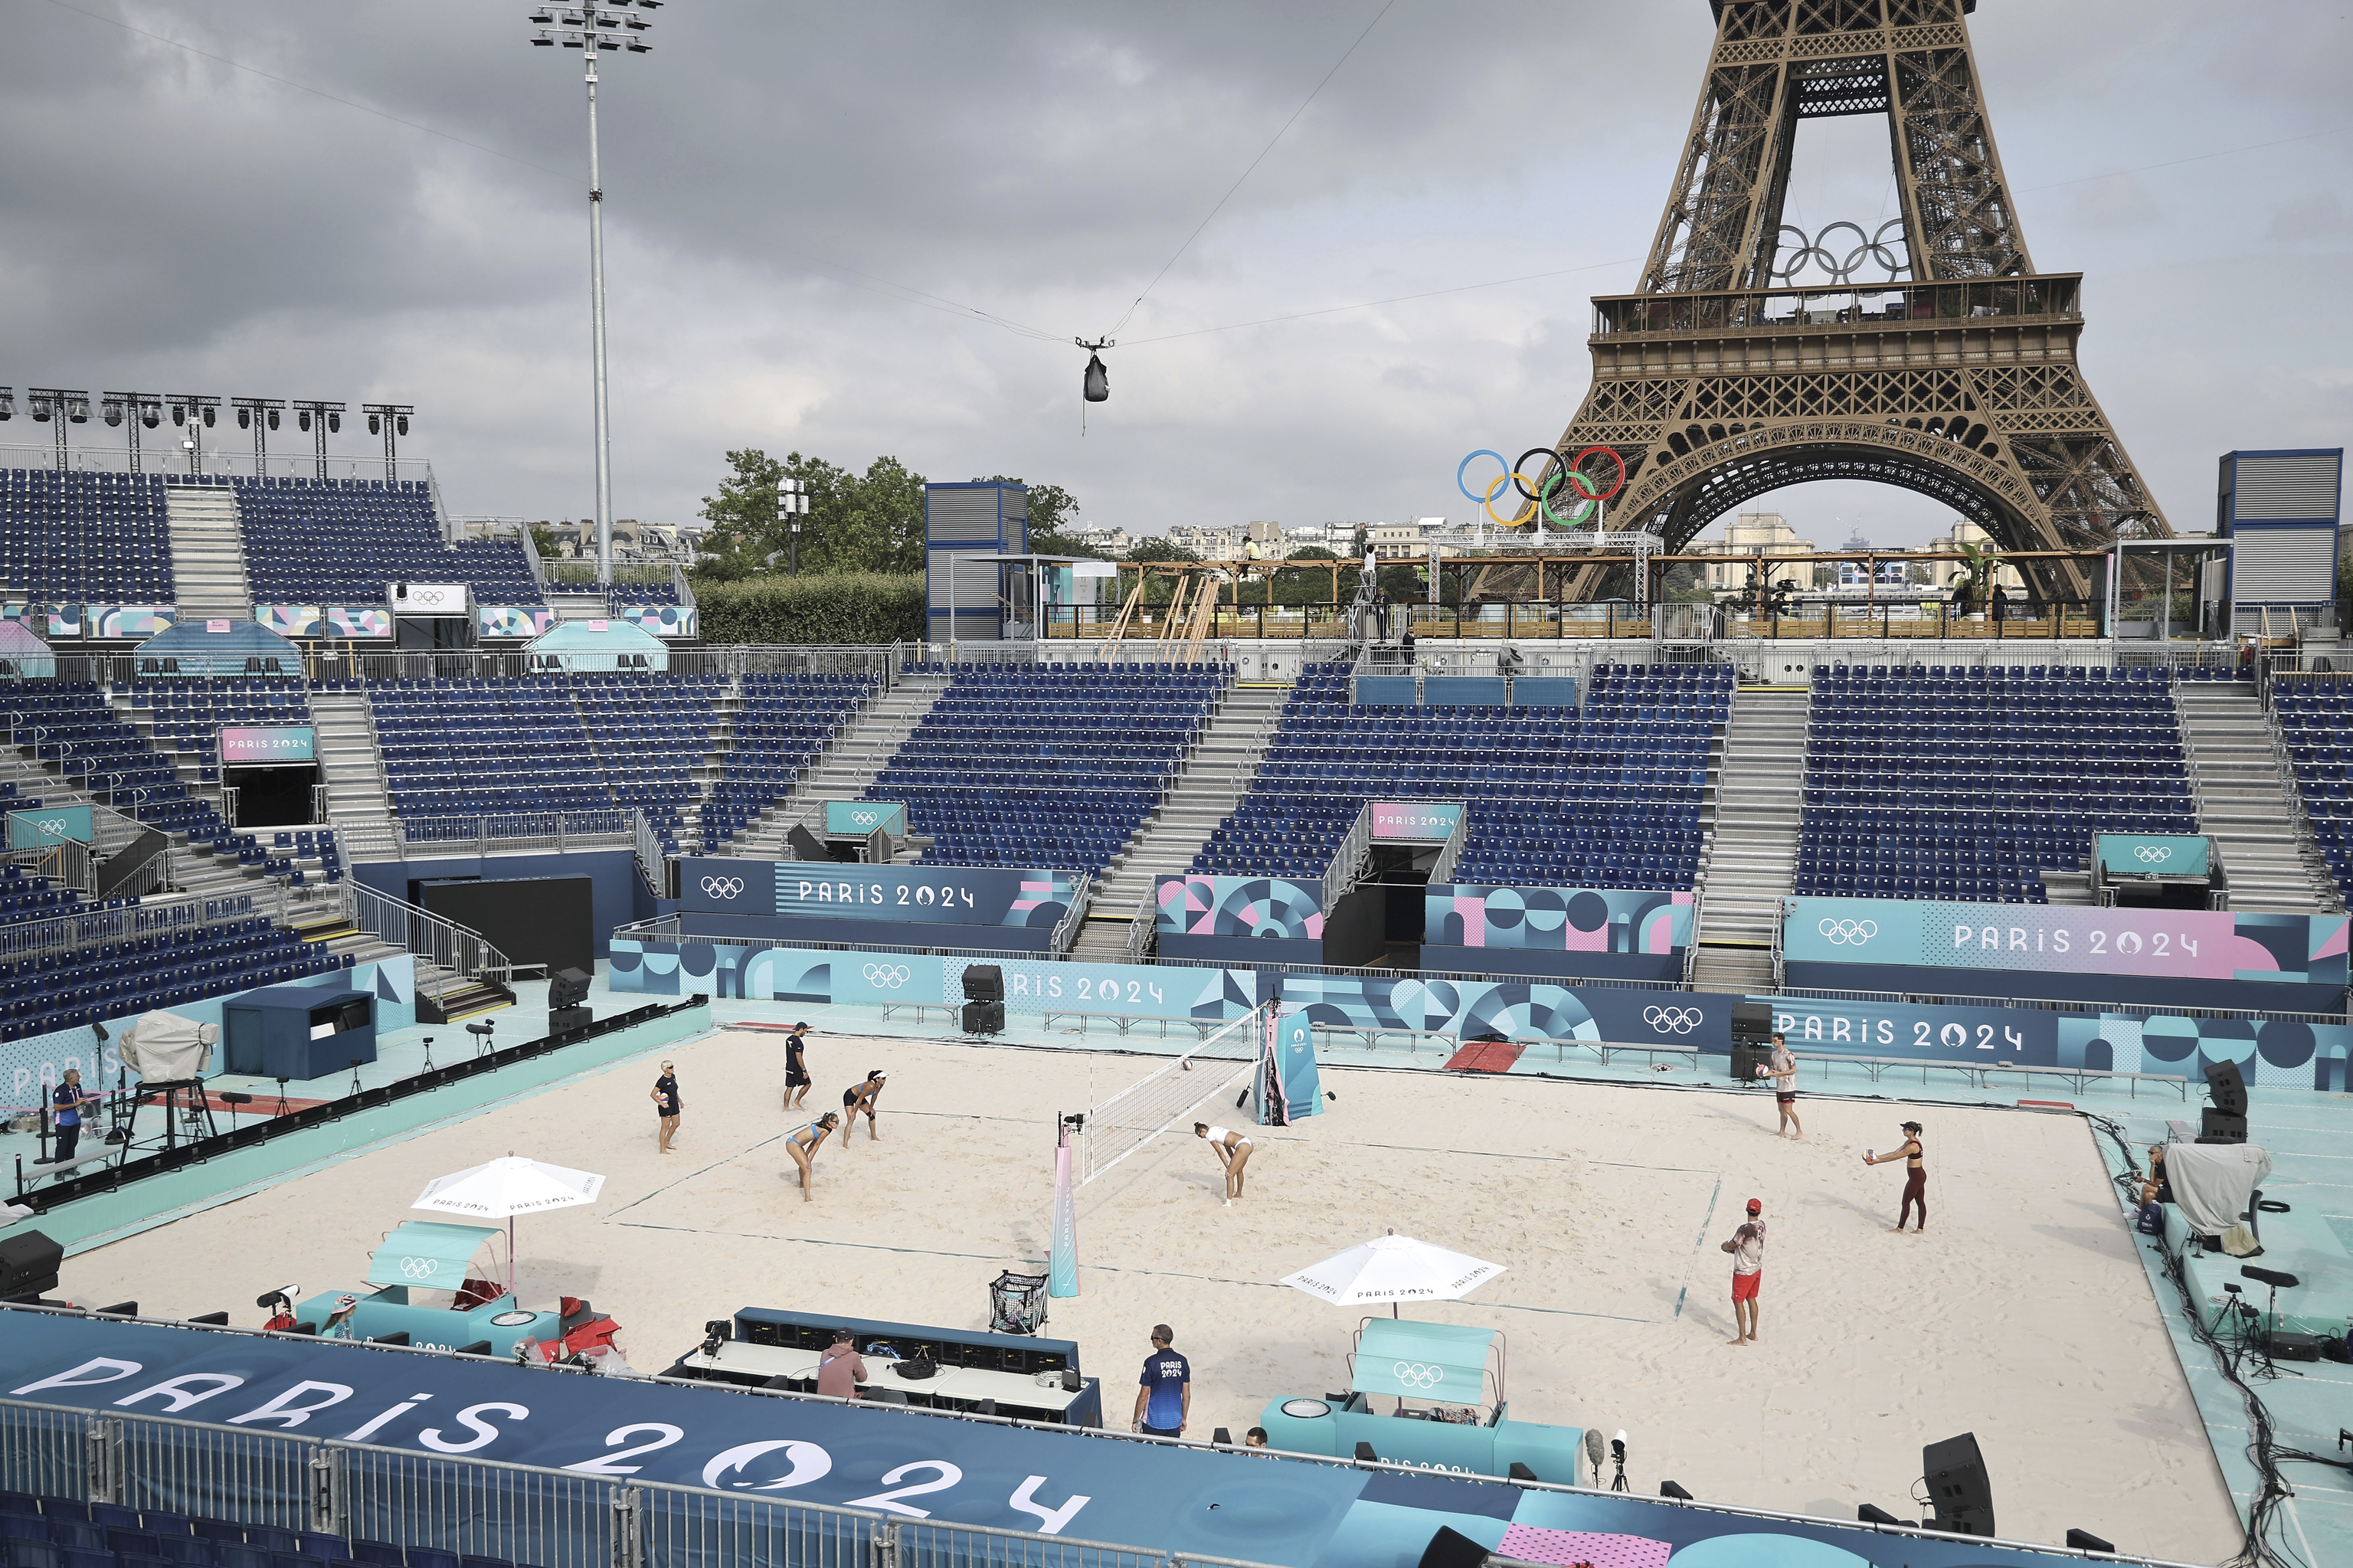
[0,0,2344,545]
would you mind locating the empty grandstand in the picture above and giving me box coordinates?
[1798,663,2194,904]
[0,471,172,604]
[874,662,1229,874]
[1193,659,1722,892]
[233,476,539,605]
[2273,676,2353,902]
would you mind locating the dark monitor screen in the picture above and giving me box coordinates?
[419,876,595,976]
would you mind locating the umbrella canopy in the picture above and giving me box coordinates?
[1280,1231,1506,1316]
[412,1155,604,1295]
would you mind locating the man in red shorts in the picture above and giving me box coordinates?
[1720,1197,1766,1344]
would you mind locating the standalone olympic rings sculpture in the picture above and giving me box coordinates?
[1816,918,1879,947]
[1766,219,1908,287]
[1455,446,1627,529]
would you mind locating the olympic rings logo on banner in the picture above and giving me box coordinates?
[851,809,881,827]
[1817,918,1878,946]
[399,1257,439,1279]
[1643,1006,1702,1035]
[2134,846,2173,864]
[1392,1361,1444,1390]
[701,876,746,901]
[1455,446,1626,530]
[860,964,911,990]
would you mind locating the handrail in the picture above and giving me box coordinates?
[1427,806,1469,885]
[2255,683,2347,914]
[1124,882,1157,961]
[335,875,512,984]
[1051,874,1094,954]
[1323,800,1375,912]
[630,808,668,897]
[510,516,546,591]
[335,810,638,863]
[0,885,284,962]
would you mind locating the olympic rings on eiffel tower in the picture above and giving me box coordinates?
[1766,219,1907,286]
[1455,447,1625,529]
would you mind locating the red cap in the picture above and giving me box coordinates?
[1746,1199,1762,1214]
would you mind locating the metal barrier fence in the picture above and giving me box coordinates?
[333,877,512,986]
[0,886,281,963]
[335,812,639,862]
[0,1395,1282,1568]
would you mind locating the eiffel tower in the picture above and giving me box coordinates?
[1540,0,2169,601]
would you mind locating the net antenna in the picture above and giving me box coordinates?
[1082,1005,1266,1185]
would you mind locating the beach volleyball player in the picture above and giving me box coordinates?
[786,1113,839,1202]
[1193,1123,1252,1204]
[842,1069,888,1142]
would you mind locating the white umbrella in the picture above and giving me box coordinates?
[411,1153,605,1295]
[1280,1229,1507,1318]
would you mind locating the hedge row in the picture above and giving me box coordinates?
[692,572,925,646]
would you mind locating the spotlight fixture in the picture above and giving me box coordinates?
[231,398,288,476]
[165,395,221,473]
[0,388,13,421]
[289,400,347,480]
[103,392,167,473]
[362,403,416,483]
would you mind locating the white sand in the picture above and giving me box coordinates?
[67,1026,2240,1562]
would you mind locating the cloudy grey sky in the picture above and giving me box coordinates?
[2,0,2347,549]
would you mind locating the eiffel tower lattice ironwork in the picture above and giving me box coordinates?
[1537,0,2169,601]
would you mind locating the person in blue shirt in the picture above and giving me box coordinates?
[47,1069,96,1164]
[1131,1324,1191,1438]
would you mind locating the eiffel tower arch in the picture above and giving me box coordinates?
[1539,0,2170,603]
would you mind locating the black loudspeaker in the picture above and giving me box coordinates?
[786,823,829,861]
[963,964,1004,1003]
[961,1000,1004,1035]
[548,967,592,1010]
[2198,1108,2247,1144]
[2204,1060,2247,1116]
[1730,1043,1772,1084]
[1415,1526,1490,1568]
[2263,1331,2322,1362]
[0,1229,63,1302]
[2064,1529,2116,1553]
[1922,1432,1995,1538]
[1730,1000,1773,1045]
[548,1006,592,1035]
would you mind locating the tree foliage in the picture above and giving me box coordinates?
[693,572,925,646]
[695,448,928,582]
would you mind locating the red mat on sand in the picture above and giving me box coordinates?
[1443,1040,1524,1072]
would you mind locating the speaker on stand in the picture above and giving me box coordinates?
[2198,1059,2248,1143]
[1729,1000,1773,1083]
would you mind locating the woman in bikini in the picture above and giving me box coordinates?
[1863,1119,1927,1232]
[841,1069,888,1142]
[1193,1122,1253,1205]
[786,1113,839,1202]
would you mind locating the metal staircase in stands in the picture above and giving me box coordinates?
[162,483,253,621]
[2179,681,2336,914]
[1070,682,1290,957]
[723,675,948,859]
[310,689,395,836]
[1690,685,1808,992]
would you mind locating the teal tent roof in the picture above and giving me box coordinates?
[1351,1318,1498,1402]
[523,617,669,671]
[365,1221,499,1288]
[133,619,301,676]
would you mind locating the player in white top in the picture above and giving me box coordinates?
[1193,1123,1253,1205]
[1759,1032,1802,1138]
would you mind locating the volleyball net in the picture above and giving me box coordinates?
[1080,1007,1264,1185]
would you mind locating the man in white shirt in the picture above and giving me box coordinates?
[1762,1032,1802,1138]
[1720,1198,1766,1345]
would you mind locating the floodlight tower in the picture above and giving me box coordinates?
[231,398,286,476]
[529,0,658,586]
[290,401,345,480]
[102,393,165,473]
[363,404,414,484]
[27,389,91,470]
[165,395,221,475]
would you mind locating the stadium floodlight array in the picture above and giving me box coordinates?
[525,0,660,585]
[1081,1007,1265,1186]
